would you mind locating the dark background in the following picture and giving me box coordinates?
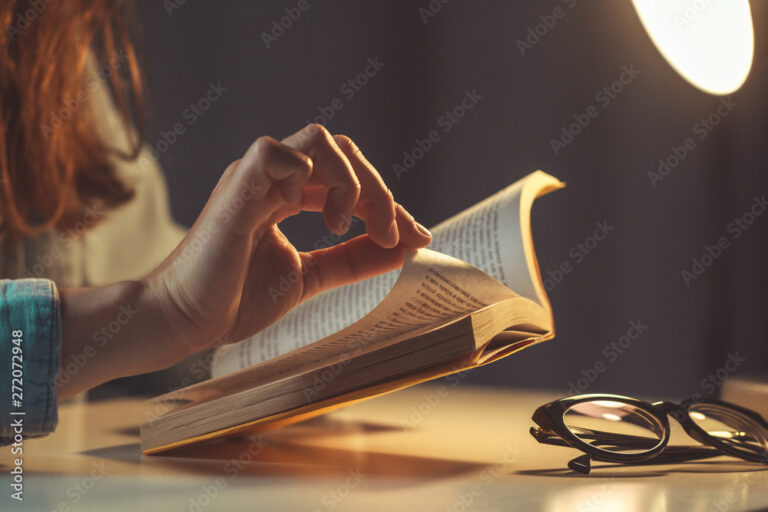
[131,0,768,399]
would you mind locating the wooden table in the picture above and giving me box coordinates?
[1,385,767,511]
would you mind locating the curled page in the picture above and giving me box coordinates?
[212,171,562,376]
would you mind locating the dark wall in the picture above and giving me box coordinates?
[133,0,768,398]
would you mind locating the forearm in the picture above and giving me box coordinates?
[58,280,174,399]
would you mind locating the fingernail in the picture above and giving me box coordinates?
[414,222,431,238]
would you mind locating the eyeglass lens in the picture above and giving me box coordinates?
[688,403,768,457]
[563,400,665,454]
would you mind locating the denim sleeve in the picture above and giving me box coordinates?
[0,279,61,444]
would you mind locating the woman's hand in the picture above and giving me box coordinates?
[148,123,431,358]
[58,124,431,397]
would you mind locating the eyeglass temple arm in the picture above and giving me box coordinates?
[530,426,660,450]
[531,427,725,473]
[568,445,723,474]
[571,425,765,451]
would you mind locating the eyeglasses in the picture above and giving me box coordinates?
[530,394,768,474]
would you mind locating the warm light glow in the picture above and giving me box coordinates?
[709,430,745,440]
[632,0,754,95]
[602,413,623,422]
[545,483,661,512]
[689,411,707,421]
[592,400,627,409]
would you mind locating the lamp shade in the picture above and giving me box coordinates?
[632,0,754,95]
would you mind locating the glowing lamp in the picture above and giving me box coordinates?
[632,0,754,95]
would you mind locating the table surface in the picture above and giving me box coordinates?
[1,384,767,511]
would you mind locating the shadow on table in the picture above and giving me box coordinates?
[84,415,487,483]
[517,459,768,478]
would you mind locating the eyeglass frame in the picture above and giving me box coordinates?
[529,393,768,474]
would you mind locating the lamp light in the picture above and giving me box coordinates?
[632,0,754,95]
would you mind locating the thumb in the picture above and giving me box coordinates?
[299,235,405,302]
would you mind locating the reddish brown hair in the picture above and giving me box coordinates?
[0,0,143,245]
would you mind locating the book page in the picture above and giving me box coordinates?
[211,171,563,376]
[428,170,562,305]
[211,249,517,377]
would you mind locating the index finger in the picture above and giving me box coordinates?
[282,124,360,235]
[332,134,431,249]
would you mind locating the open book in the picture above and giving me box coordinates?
[140,171,564,453]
